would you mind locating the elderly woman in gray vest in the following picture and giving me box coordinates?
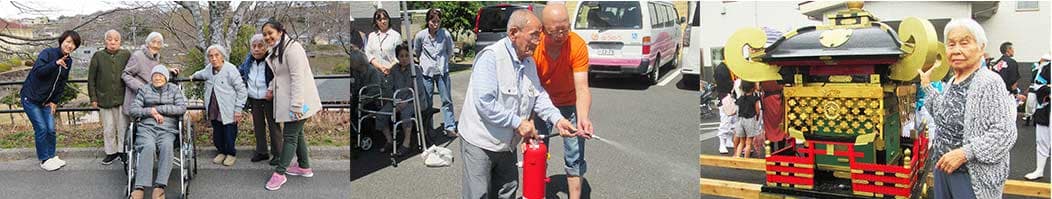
[127,65,187,199]
[192,44,248,167]
[917,18,1017,199]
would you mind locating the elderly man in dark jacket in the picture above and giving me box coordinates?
[993,42,1021,96]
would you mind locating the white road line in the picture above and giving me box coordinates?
[699,130,720,141]
[700,122,720,126]
[657,69,682,86]
[699,126,719,131]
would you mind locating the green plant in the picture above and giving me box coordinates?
[408,2,485,42]
[1,91,19,107]
[57,82,80,105]
[181,48,206,100]
[0,57,23,73]
[228,25,257,67]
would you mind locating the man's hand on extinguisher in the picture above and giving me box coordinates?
[556,119,579,138]
[517,118,538,139]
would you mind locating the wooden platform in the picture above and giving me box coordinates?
[700,154,1051,198]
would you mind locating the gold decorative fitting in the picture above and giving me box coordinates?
[889,17,940,81]
[723,27,782,82]
[820,29,853,48]
[847,1,864,10]
[822,101,842,120]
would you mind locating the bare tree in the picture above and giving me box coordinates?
[223,2,252,48]
[175,1,207,52]
[0,2,148,56]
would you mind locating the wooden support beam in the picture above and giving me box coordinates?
[701,178,762,198]
[1004,180,1051,198]
[700,154,766,171]
[701,154,1051,197]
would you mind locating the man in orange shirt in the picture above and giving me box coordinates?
[532,3,595,199]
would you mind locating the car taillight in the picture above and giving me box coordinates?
[474,8,482,33]
[642,36,652,55]
[682,27,691,47]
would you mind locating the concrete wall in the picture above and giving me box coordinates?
[701,1,1051,65]
[980,1,1050,63]
[814,1,1050,62]
[698,1,819,68]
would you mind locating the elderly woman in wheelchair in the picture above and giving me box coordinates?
[126,65,187,199]
[359,44,422,157]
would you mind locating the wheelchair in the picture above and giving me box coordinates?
[123,115,198,199]
[354,84,426,159]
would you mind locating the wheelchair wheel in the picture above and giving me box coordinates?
[360,137,373,151]
[180,157,189,199]
[125,123,137,198]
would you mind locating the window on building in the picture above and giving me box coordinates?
[1017,1,1040,12]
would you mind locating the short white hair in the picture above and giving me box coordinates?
[250,34,264,45]
[145,32,164,45]
[506,9,537,34]
[206,44,229,62]
[104,29,121,40]
[943,18,987,47]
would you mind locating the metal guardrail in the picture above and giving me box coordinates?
[0,74,351,86]
[0,74,353,114]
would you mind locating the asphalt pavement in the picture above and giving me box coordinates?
[351,63,699,198]
[0,156,351,199]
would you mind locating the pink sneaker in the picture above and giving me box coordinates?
[287,164,314,178]
[265,172,287,191]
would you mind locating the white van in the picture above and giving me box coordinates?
[572,1,683,85]
[679,1,702,87]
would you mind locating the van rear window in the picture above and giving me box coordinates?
[575,1,643,30]
[478,7,520,32]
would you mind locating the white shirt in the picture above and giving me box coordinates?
[247,60,268,99]
[365,29,402,70]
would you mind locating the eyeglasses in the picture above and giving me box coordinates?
[544,29,569,37]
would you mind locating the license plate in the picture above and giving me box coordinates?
[596,49,615,56]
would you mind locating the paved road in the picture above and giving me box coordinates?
[0,155,350,199]
[351,63,699,198]
[700,114,1050,198]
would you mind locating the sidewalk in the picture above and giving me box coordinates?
[0,146,351,162]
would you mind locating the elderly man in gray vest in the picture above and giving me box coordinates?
[459,9,576,199]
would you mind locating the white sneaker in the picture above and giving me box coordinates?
[718,146,729,154]
[1024,171,1044,180]
[40,157,64,171]
[53,156,66,166]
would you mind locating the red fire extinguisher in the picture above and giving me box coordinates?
[522,136,549,199]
